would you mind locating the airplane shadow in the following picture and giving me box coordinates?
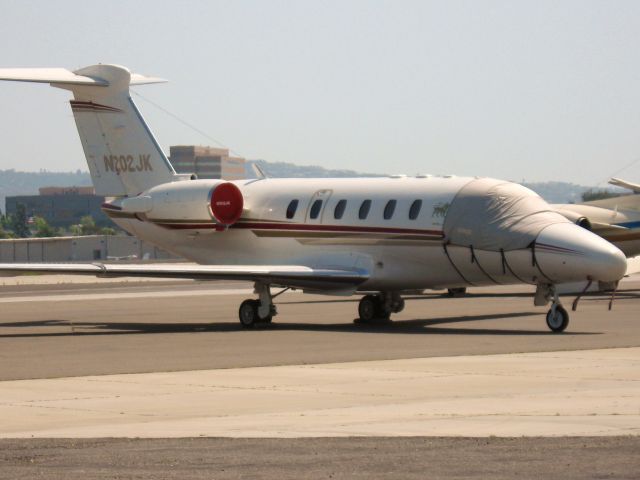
[0,311,598,338]
[281,288,640,305]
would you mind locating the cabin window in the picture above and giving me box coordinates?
[309,199,323,219]
[286,199,299,219]
[359,200,372,220]
[334,199,347,219]
[383,200,397,220]
[409,199,422,220]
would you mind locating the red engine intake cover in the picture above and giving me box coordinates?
[209,182,244,225]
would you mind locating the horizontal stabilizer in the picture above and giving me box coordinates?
[0,67,166,86]
[0,263,369,291]
[0,63,174,196]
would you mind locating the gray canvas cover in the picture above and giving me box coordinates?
[443,178,569,251]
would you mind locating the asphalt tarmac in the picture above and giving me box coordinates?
[0,277,639,478]
[2,437,639,480]
[0,279,639,381]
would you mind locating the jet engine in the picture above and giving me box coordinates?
[554,209,592,231]
[208,182,244,225]
[120,179,244,228]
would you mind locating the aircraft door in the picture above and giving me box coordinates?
[306,189,333,224]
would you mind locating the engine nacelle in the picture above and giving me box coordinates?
[555,208,592,231]
[121,180,244,227]
[208,182,244,225]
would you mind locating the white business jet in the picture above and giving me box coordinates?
[0,64,627,332]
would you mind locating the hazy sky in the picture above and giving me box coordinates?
[1,0,640,185]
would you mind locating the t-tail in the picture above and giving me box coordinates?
[0,64,180,196]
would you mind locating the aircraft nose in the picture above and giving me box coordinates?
[534,223,627,283]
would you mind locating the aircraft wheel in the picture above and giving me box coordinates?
[358,295,379,322]
[546,305,569,333]
[239,299,259,328]
[447,287,467,297]
[392,298,405,314]
[258,308,273,324]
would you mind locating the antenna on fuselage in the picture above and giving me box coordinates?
[252,162,268,180]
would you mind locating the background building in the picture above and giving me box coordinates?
[5,186,110,228]
[169,145,246,180]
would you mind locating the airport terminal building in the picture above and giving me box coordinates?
[169,145,246,180]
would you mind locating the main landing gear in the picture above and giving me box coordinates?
[356,292,405,323]
[447,287,467,297]
[238,282,280,328]
[535,283,569,333]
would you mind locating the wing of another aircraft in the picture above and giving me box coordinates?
[589,221,629,234]
[609,178,640,194]
[0,263,369,292]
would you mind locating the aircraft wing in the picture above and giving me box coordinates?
[0,263,369,292]
[589,221,629,234]
[609,178,640,194]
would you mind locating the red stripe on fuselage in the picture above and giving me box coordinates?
[233,222,443,236]
[154,220,444,237]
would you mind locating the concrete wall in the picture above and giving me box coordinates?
[0,236,179,262]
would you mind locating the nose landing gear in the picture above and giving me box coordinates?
[535,283,569,333]
[546,304,569,332]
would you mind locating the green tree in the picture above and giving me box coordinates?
[33,216,60,238]
[581,189,622,202]
[10,203,30,238]
[79,215,99,235]
[70,215,116,236]
[0,214,12,231]
[0,226,14,239]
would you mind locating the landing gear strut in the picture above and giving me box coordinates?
[238,282,278,328]
[535,284,569,333]
[356,292,404,324]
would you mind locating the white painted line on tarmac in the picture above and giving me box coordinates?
[0,288,258,303]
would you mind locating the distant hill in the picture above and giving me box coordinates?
[0,164,623,210]
[248,160,610,204]
[520,181,593,204]
[0,169,92,212]
[250,159,384,179]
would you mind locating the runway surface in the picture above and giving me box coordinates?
[1,278,639,381]
[0,275,639,478]
[2,437,639,480]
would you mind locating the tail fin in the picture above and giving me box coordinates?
[0,64,177,196]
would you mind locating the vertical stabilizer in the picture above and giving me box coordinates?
[0,64,176,196]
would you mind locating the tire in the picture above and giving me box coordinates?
[358,295,378,322]
[256,302,275,323]
[447,287,467,297]
[239,299,259,328]
[392,298,405,314]
[546,305,569,333]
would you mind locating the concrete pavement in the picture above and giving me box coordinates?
[2,347,638,438]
